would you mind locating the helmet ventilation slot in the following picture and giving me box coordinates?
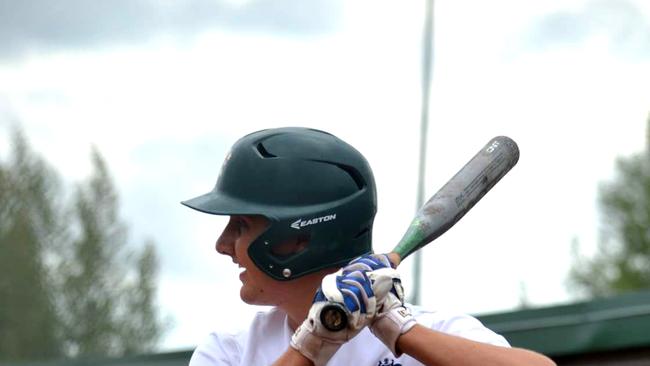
[354,227,370,239]
[256,142,277,158]
[335,164,365,190]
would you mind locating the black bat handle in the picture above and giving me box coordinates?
[320,303,348,331]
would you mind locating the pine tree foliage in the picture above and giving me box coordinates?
[57,148,130,356]
[57,148,166,357]
[0,130,63,361]
[0,130,166,361]
[569,117,650,297]
[119,241,165,354]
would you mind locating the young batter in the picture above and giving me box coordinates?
[183,127,555,366]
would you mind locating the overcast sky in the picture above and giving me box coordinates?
[1,0,649,352]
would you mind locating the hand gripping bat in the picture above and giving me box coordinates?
[320,136,520,331]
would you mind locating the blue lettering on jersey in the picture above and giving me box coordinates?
[377,358,402,366]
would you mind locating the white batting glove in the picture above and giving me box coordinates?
[290,255,395,365]
[290,269,375,365]
[342,253,394,274]
[368,270,417,357]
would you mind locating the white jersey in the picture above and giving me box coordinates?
[189,305,510,366]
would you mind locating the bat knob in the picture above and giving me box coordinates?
[320,303,348,331]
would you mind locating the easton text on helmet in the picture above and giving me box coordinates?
[291,214,337,230]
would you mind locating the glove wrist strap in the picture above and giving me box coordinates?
[370,306,417,357]
[290,323,343,366]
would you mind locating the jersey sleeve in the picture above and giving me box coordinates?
[417,308,511,347]
[189,331,242,366]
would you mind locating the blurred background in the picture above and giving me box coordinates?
[1,0,650,363]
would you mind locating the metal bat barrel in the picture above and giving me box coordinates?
[393,135,519,260]
[320,136,519,332]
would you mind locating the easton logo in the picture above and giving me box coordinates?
[291,214,337,230]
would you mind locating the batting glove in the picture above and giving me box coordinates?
[342,253,394,274]
[290,255,394,365]
[290,269,375,365]
[368,269,417,357]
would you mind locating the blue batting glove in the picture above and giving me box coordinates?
[342,253,393,275]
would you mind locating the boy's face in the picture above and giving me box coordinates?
[216,215,302,306]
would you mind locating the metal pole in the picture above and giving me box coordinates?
[410,0,434,305]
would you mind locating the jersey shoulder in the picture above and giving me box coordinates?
[189,307,287,366]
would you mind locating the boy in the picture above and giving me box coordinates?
[183,127,555,366]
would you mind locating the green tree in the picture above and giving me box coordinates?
[0,130,64,361]
[56,149,166,357]
[0,129,166,361]
[119,241,165,354]
[569,117,650,297]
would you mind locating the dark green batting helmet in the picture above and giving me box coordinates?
[182,127,377,281]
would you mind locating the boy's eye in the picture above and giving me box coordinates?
[235,217,249,235]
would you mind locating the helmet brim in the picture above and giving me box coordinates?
[181,191,267,217]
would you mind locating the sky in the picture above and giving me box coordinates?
[1,0,650,352]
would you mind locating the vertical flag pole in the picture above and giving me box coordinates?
[411,0,434,305]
